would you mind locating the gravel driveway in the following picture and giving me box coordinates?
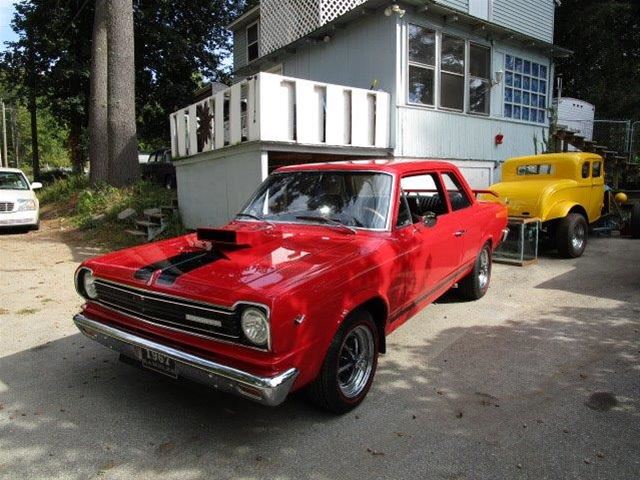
[0,227,639,480]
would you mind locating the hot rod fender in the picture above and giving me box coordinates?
[544,201,589,224]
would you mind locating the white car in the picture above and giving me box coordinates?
[0,168,42,230]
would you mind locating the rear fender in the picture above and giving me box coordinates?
[544,201,581,223]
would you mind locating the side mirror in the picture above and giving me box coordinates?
[31,182,43,190]
[423,211,437,228]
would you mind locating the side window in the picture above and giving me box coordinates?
[592,161,602,178]
[400,173,448,223]
[442,172,472,211]
[396,192,413,228]
[582,162,590,179]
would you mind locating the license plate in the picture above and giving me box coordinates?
[140,348,178,378]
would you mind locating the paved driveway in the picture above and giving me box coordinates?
[0,230,638,480]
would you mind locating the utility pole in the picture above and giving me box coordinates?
[1,100,7,168]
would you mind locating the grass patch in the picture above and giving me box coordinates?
[39,176,187,250]
[16,308,40,315]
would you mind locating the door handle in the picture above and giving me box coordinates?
[454,230,466,238]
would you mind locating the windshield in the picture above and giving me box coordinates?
[240,171,393,230]
[0,172,29,191]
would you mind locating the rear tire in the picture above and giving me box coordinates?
[458,242,492,301]
[631,203,640,239]
[556,213,588,258]
[306,310,379,414]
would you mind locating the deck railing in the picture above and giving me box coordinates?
[170,72,390,159]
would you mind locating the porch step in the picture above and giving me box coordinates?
[126,203,179,242]
[135,220,162,229]
[124,229,148,237]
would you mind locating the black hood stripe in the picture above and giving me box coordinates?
[134,250,226,285]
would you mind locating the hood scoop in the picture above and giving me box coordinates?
[196,227,280,249]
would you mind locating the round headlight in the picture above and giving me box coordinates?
[82,270,98,300]
[241,307,269,347]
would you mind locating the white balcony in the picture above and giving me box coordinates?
[170,72,391,159]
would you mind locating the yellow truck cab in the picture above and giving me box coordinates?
[489,153,605,258]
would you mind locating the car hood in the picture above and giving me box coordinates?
[490,179,575,218]
[0,189,35,203]
[85,222,381,306]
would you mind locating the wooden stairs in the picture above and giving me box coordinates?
[125,201,179,242]
[552,125,637,188]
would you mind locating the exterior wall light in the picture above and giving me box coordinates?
[492,70,504,86]
[384,4,406,17]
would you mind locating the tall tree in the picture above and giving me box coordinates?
[89,0,109,185]
[107,0,139,186]
[555,0,640,120]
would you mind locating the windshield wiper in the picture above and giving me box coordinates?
[295,215,357,234]
[235,213,276,228]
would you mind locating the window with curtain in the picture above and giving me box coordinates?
[247,22,259,63]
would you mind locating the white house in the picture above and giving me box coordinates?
[171,0,570,228]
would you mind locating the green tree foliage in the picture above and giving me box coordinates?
[555,0,640,120]
[1,0,251,169]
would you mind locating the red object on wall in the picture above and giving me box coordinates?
[495,133,504,145]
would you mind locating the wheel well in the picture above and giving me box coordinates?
[355,297,388,354]
[568,205,589,222]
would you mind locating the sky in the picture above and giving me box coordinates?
[0,0,17,50]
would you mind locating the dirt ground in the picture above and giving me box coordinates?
[0,222,639,480]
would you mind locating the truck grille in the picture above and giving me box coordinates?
[0,202,14,213]
[94,280,242,341]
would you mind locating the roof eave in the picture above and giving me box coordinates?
[227,5,260,31]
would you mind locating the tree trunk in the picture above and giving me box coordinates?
[106,0,139,187]
[89,0,109,184]
[29,86,40,181]
[68,122,84,174]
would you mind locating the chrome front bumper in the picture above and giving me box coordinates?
[73,313,298,407]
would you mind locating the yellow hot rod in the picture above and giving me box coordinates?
[489,153,605,258]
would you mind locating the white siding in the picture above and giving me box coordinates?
[492,0,555,43]
[234,29,248,71]
[176,146,267,228]
[398,107,548,163]
[434,0,470,13]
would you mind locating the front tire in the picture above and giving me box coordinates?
[306,310,379,414]
[458,242,492,300]
[556,213,588,258]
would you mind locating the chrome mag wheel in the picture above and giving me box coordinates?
[478,247,491,290]
[572,223,586,251]
[337,325,375,399]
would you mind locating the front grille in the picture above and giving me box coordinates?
[94,280,242,340]
[0,202,15,213]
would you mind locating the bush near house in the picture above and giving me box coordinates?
[38,176,186,249]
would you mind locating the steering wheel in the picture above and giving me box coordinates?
[363,207,386,223]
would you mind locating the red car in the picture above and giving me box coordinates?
[73,161,508,413]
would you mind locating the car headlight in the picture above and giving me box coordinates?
[76,268,98,300]
[240,307,269,347]
[17,199,37,211]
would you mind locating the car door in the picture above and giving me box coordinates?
[399,172,464,302]
[589,160,605,222]
[440,171,481,267]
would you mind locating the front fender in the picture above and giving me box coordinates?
[544,200,579,223]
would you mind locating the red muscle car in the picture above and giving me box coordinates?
[73,161,508,413]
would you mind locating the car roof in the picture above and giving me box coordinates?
[504,152,603,166]
[0,168,26,174]
[274,159,458,175]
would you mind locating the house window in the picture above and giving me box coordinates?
[247,22,259,63]
[407,25,492,116]
[408,25,436,106]
[504,54,548,123]
[440,35,465,111]
[469,44,491,115]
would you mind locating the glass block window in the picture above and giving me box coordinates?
[504,54,548,123]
